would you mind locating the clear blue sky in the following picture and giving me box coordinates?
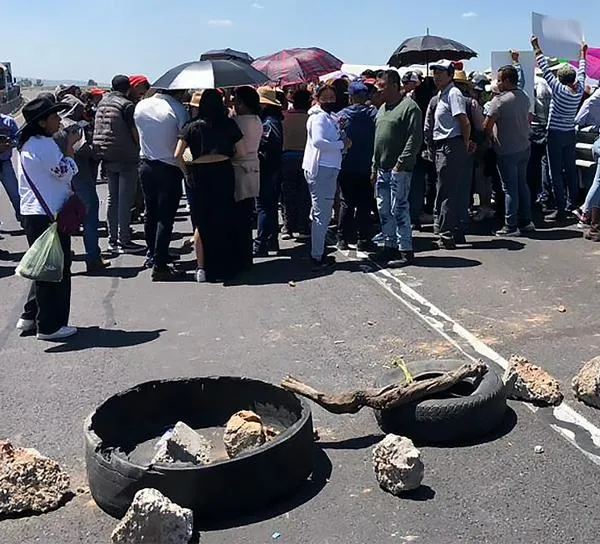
[3,0,598,82]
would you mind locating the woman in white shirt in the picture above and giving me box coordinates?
[232,86,263,273]
[303,86,349,270]
[15,96,80,341]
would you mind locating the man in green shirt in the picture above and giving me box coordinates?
[372,70,423,266]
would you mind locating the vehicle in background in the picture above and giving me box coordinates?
[0,62,22,113]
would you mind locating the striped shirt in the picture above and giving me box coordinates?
[537,54,586,132]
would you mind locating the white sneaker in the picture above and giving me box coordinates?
[37,326,78,341]
[16,318,36,333]
[195,269,206,283]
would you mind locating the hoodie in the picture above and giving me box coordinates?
[302,105,344,178]
[337,104,377,174]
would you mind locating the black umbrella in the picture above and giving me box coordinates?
[200,48,254,64]
[152,59,268,90]
[388,34,477,67]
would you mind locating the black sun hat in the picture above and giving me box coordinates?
[21,96,70,131]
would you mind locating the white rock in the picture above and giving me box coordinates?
[151,421,212,465]
[372,434,424,495]
[572,357,600,409]
[111,488,193,544]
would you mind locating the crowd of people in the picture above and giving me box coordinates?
[1,36,600,341]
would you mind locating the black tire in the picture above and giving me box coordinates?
[374,359,506,444]
[84,377,315,520]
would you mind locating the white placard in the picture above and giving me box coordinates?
[491,51,536,112]
[532,12,583,61]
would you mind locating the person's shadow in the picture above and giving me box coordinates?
[44,326,165,353]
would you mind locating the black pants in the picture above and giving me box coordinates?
[139,159,183,269]
[234,198,254,272]
[337,170,373,242]
[528,140,551,207]
[21,215,72,335]
[281,153,311,234]
[255,168,281,251]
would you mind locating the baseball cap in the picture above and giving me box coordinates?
[402,71,422,85]
[348,81,369,96]
[430,60,455,72]
[471,73,489,92]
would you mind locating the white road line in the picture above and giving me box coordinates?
[347,250,600,467]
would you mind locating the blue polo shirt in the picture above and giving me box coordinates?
[433,83,466,141]
[0,114,18,161]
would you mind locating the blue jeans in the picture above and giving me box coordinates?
[376,169,413,251]
[547,129,578,211]
[255,168,281,252]
[306,166,339,260]
[582,138,600,212]
[72,171,101,262]
[0,159,21,220]
[496,148,532,228]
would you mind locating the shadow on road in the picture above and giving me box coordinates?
[526,229,582,241]
[199,445,332,532]
[44,326,166,353]
[0,265,15,279]
[320,434,383,450]
[468,239,525,251]
[414,255,482,268]
[400,485,436,501]
[72,266,146,279]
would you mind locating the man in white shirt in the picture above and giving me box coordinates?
[134,90,188,281]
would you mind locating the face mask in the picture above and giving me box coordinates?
[320,103,336,113]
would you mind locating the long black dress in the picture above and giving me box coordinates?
[181,117,243,282]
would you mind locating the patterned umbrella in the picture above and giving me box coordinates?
[388,35,477,67]
[252,48,343,85]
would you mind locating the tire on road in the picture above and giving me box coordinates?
[84,377,315,520]
[374,359,507,444]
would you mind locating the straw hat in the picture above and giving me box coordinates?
[453,70,471,85]
[257,86,282,107]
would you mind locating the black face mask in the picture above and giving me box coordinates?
[320,103,336,114]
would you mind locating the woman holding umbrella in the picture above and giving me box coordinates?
[175,89,243,282]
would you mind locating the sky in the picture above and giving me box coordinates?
[2,0,598,82]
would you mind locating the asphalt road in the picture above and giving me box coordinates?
[1,148,600,542]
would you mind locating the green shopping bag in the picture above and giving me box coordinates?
[16,222,64,282]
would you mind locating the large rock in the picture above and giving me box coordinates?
[223,410,266,458]
[152,421,212,465]
[111,488,193,544]
[0,440,71,515]
[372,434,424,495]
[572,357,600,409]
[503,355,563,406]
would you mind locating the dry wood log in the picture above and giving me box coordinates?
[281,361,488,414]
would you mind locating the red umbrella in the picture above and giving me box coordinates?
[252,47,343,85]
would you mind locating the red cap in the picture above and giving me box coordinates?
[129,75,150,88]
[89,88,105,97]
